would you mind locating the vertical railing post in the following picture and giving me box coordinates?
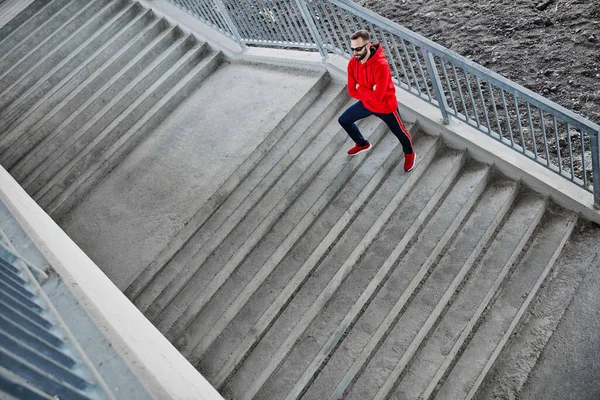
[212,0,246,50]
[295,0,328,60]
[591,130,600,209]
[423,50,450,124]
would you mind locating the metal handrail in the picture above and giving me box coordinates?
[166,0,600,208]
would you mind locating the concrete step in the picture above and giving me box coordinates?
[279,161,492,400]
[343,178,519,400]
[205,133,441,393]
[0,0,125,111]
[0,1,140,119]
[219,147,469,400]
[433,206,577,400]
[7,25,184,182]
[42,48,225,218]
[0,0,104,88]
[166,91,363,346]
[144,115,389,329]
[395,192,547,400]
[173,125,424,364]
[0,15,171,169]
[22,34,203,198]
[0,8,158,152]
[124,72,337,302]
[0,0,44,38]
[473,219,600,400]
[0,0,73,66]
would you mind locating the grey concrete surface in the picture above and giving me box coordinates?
[60,61,320,291]
[0,0,36,31]
[519,250,600,400]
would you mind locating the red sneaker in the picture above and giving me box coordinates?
[347,142,371,156]
[404,152,416,172]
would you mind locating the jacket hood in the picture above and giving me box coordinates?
[365,43,385,64]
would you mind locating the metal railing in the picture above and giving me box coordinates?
[167,0,600,208]
[0,228,115,399]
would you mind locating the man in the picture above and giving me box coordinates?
[338,30,416,172]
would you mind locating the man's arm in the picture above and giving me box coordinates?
[355,64,390,103]
[347,63,361,99]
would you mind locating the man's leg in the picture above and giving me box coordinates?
[338,101,373,146]
[376,108,416,171]
[375,108,414,154]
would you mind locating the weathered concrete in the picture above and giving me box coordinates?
[59,61,321,290]
[520,254,600,400]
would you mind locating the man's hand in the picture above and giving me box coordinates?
[355,83,360,89]
[373,84,377,90]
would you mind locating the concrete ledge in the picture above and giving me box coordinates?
[0,166,224,400]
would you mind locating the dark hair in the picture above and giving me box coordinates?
[351,30,370,41]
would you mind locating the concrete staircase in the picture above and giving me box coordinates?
[1,1,599,399]
[0,0,222,219]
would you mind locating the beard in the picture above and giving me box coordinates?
[354,49,368,61]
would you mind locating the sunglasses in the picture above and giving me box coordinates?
[350,43,369,52]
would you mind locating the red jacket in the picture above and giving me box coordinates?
[347,44,398,114]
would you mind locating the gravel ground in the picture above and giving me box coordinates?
[356,0,600,125]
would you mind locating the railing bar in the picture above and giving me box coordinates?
[391,38,412,90]
[220,1,246,38]
[488,82,503,139]
[270,0,295,43]
[286,2,308,44]
[248,1,271,41]
[526,103,538,160]
[337,6,354,48]
[276,2,300,44]
[272,0,295,43]
[501,90,515,147]
[226,4,250,39]
[411,42,432,100]
[553,116,562,175]
[540,110,551,167]
[320,1,345,55]
[243,1,267,41]
[591,131,600,206]
[293,0,311,42]
[287,4,307,45]
[567,123,575,180]
[178,0,197,18]
[181,0,205,23]
[452,65,469,119]
[440,60,457,115]
[513,94,527,154]
[400,38,421,94]
[240,2,263,40]
[314,0,336,53]
[346,8,361,33]
[196,0,221,31]
[476,76,492,134]
[580,128,587,188]
[378,30,402,85]
[210,0,232,35]
[257,0,284,42]
[328,2,351,54]
[464,71,480,127]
